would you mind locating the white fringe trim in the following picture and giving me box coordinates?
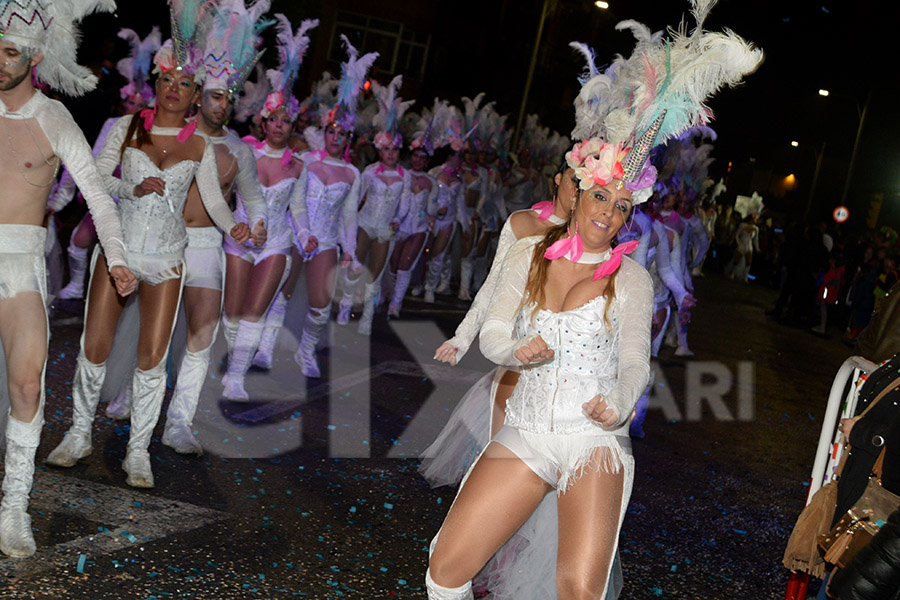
[519,431,631,494]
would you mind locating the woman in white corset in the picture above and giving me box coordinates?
[386,146,438,317]
[46,40,251,489]
[424,151,468,303]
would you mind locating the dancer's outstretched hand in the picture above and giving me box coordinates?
[514,335,553,365]
[434,341,458,366]
[583,395,618,427]
[111,265,137,297]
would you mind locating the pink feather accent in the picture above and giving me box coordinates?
[531,200,555,221]
[281,148,293,167]
[592,240,639,280]
[637,54,658,114]
[544,223,583,262]
[177,120,197,143]
[140,108,155,130]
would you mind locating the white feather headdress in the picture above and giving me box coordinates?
[261,14,318,119]
[372,75,414,149]
[234,63,269,122]
[323,34,378,130]
[156,0,218,82]
[567,0,763,204]
[0,0,116,96]
[117,27,162,104]
[202,0,273,94]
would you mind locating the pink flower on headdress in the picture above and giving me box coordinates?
[374,131,402,150]
[263,92,285,117]
[572,142,626,190]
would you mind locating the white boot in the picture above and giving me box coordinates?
[46,352,103,467]
[252,292,288,370]
[388,270,412,317]
[1,414,42,557]
[457,257,473,301]
[57,244,90,300]
[674,322,694,358]
[436,256,452,294]
[357,281,379,336]
[294,310,328,378]
[162,346,211,455]
[123,361,167,488]
[105,384,131,420]
[424,254,445,304]
[425,569,474,600]
[221,316,239,357]
[222,320,264,401]
[337,270,357,325]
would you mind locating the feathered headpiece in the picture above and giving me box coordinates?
[655,126,717,200]
[117,27,161,106]
[460,92,487,151]
[322,34,378,130]
[301,70,337,123]
[734,192,763,219]
[372,75,414,149]
[409,98,450,155]
[517,114,549,161]
[202,0,273,95]
[155,1,218,82]
[261,14,318,119]
[234,63,269,122]
[0,0,116,97]
[474,102,505,154]
[566,0,763,205]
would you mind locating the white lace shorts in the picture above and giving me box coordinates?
[359,222,394,244]
[0,225,46,300]
[184,227,225,291]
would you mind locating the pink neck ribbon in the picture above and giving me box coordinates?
[531,200,555,221]
[176,120,197,143]
[592,240,640,280]
[281,148,293,167]
[140,108,155,131]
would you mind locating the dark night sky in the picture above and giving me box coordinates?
[77,0,898,227]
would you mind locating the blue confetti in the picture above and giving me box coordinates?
[76,554,87,574]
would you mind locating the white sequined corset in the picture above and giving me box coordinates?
[507,298,622,434]
[305,171,352,249]
[433,180,464,229]
[236,177,295,250]
[480,237,653,434]
[118,148,198,257]
[398,186,434,236]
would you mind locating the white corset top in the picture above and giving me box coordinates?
[434,181,462,222]
[119,148,198,256]
[236,176,296,247]
[359,173,404,228]
[305,170,351,244]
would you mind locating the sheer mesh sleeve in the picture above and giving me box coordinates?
[393,170,412,225]
[196,139,238,235]
[50,107,127,269]
[340,169,361,259]
[479,237,541,366]
[653,220,689,307]
[232,140,267,227]
[289,168,311,248]
[447,220,519,361]
[93,116,131,200]
[603,258,653,427]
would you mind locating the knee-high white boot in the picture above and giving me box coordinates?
[57,244,90,300]
[222,320,264,401]
[1,413,42,557]
[357,281,379,336]
[162,345,212,454]
[424,254,445,304]
[221,316,239,357]
[337,270,358,325]
[674,321,694,358]
[425,569,474,600]
[252,292,288,370]
[123,360,168,488]
[650,306,670,358]
[389,269,412,317]
[46,352,104,467]
[457,257,473,301]
[294,310,328,378]
[437,255,452,294]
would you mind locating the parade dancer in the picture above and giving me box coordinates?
[386,111,440,317]
[46,5,253,489]
[290,35,375,377]
[730,193,763,282]
[337,75,413,334]
[50,27,160,300]
[456,94,489,301]
[220,13,317,399]
[424,3,762,593]
[470,107,510,293]
[0,0,135,557]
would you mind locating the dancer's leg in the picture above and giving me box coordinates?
[295,249,338,378]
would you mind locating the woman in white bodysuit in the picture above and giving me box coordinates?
[47,46,251,489]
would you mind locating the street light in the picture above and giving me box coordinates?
[818,89,829,97]
[595,1,610,8]
[791,140,799,147]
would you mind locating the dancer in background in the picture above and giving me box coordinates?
[337,75,413,335]
[291,35,376,377]
[220,14,317,399]
[0,0,134,557]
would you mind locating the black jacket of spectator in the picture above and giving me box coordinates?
[828,505,900,600]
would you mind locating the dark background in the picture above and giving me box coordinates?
[73,0,899,231]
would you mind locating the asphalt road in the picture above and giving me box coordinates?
[0,274,851,599]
